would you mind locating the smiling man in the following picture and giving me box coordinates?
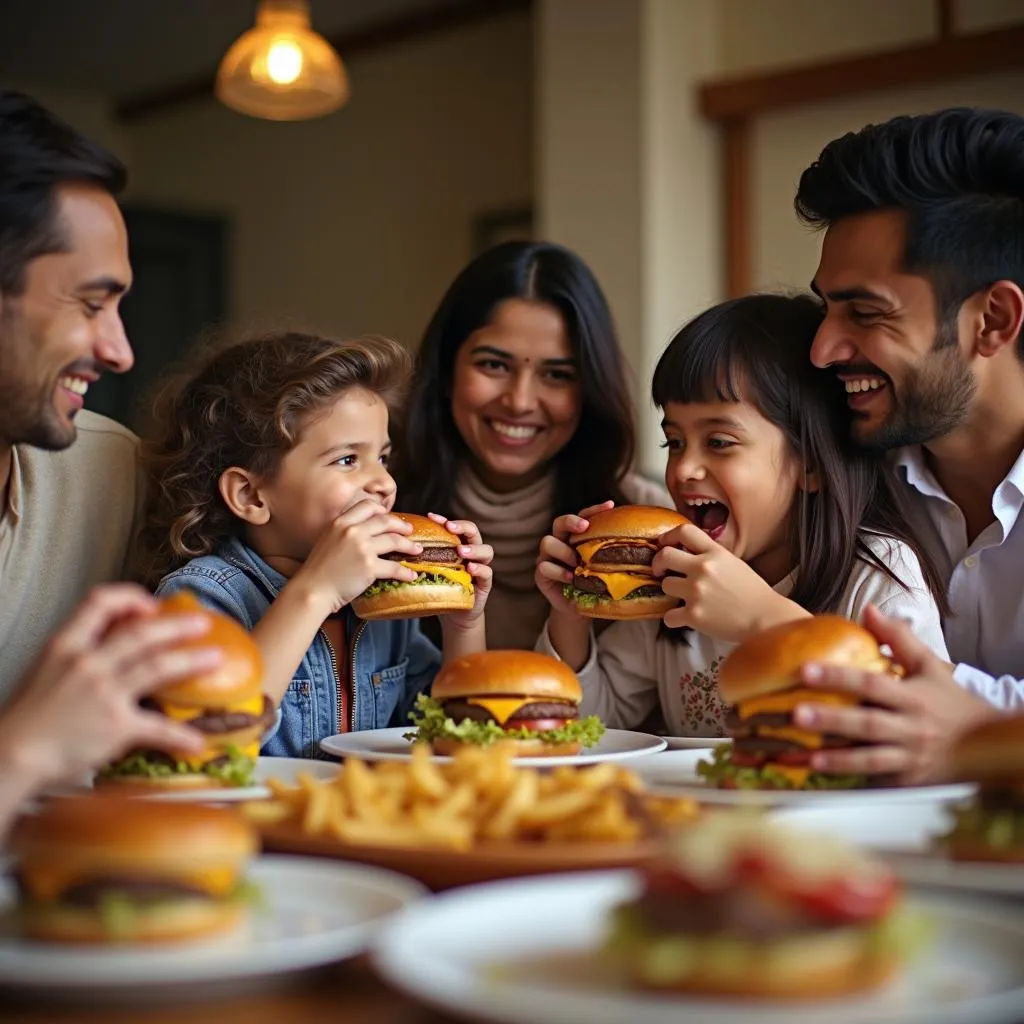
[0,91,142,697]
[785,108,1024,782]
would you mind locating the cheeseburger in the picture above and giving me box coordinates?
[97,592,272,790]
[352,512,474,620]
[9,795,258,943]
[606,812,915,998]
[407,650,604,756]
[563,505,693,620]
[944,713,1024,864]
[698,615,892,790]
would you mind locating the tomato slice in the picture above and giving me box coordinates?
[511,718,569,733]
[728,751,766,768]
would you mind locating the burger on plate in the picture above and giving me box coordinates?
[97,592,272,791]
[407,650,605,756]
[605,811,917,998]
[562,505,694,620]
[943,713,1024,863]
[698,615,893,790]
[9,795,258,943]
[352,512,474,620]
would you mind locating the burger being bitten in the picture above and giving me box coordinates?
[605,812,919,998]
[407,650,605,756]
[9,795,258,943]
[943,713,1024,864]
[562,505,693,620]
[97,592,273,790]
[352,513,474,621]
[698,615,895,790]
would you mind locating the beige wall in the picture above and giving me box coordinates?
[124,9,533,349]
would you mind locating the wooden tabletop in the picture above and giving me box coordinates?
[0,956,462,1024]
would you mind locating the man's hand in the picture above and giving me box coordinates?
[0,584,222,788]
[794,605,998,785]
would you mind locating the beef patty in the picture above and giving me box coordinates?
[384,546,462,565]
[141,695,275,735]
[582,543,657,568]
[441,698,579,725]
[571,575,660,599]
[54,878,215,906]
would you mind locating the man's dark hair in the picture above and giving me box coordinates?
[795,108,1024,352]
[0,90,127,295]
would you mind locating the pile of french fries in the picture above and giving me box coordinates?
[242,742,698,851]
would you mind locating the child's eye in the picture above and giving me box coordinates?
[335,454,358,468]
[659,438,682,451]
[379,452,391,467]
[707,437,735,450]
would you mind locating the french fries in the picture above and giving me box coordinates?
[242,742,698,850]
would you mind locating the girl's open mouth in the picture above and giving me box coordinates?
[683,499,729,541]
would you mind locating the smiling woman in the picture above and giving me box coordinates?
[391,242,669,650]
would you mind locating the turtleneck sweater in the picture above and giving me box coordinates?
[450,465,671,650]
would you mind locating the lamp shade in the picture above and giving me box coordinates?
[215,0,349,121]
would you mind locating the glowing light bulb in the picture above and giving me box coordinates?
[266,39,303,85]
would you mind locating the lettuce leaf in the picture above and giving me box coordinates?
[562,583,654,609]
[362,572,472,599]
[696,744,866,791]
[97,745,256,787]
[405,694,605,748]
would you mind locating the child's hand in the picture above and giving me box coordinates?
[298,499,423,614]
[534,501,614,617]
[428,513,493,631]
[652,523,808,643]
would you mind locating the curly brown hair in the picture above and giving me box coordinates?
[136,331,411,589]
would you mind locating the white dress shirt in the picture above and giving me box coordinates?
[894,446,1024,711]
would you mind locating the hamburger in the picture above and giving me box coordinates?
[407,650,605,757]
[606,811,916,998]
[352,512,474,620]
[944,713,1024,863]
[698,615,893,790]
[562,505,693,620]
[97,592,272,790]
[9,795,258,943]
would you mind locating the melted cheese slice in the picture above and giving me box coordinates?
[169,740,261,770]
[574,569,653,601]
[765,763,810,787]
[402,562,472,591]
[21,864,242,902]
[758,725,823,749]
[574,539,656,564]
[158,695,265,722]
[465,696,532,725]
[737,689,858,718]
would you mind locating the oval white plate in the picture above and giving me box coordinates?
[373,869,1024,1024]
[631,749,976,807]
[42,757,339,804]
[774,802,1024,896]
[0,855,424,994]
[319,727,666,767]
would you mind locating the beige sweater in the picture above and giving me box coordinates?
[0,411,142,703]
[451,467,671,650]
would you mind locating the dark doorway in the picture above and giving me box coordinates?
[86,206,228,433]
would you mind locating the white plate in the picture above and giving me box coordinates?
[319,727,667,767]
[631,750,976,807]
[774,802,1024,896]
[662,735,732,751]
[0,855,425,995]
[41,757,339,803]
[373,869,1024,1024]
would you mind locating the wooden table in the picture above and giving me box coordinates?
[0,957,463,1024]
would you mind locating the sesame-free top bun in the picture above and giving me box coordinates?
[395,512,461,547]
[149,592,264,708]
[718,615,888,705]
[571,505,692,546]
[432,650,583,704]
[950,713,1024,782]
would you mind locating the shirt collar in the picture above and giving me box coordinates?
[5,448,23,522]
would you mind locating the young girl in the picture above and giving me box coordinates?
[137,332,493,758]
[534,293,949,738]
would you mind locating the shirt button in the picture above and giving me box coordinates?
[964,555,978,568]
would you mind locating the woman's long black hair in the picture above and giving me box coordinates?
[391,241,638,517]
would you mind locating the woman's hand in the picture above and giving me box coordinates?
[652,523,808,643]
[534,500,614,617]
[429,513,494,631]
[794,604,999,785]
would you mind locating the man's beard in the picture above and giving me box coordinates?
[854,318,976,451]
[0,304,78,451]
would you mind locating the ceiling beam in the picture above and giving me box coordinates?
[699,23,1024,122]
[114,0,531,123]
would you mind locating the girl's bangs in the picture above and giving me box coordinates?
[652,327,751,407]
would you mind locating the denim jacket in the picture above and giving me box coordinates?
[154,536,441,758]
